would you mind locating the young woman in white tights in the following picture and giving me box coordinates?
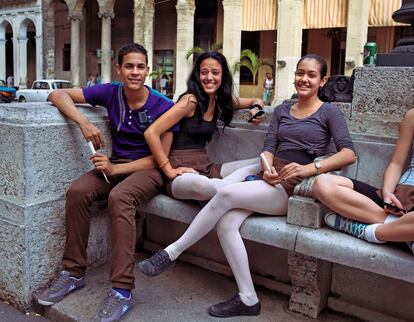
[313,109,414,253]
[139,54,356,317]
[144,51,265,201]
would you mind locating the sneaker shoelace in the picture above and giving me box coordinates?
[339,218,366,239]
[48,273,71,293]
[149,251,169,266]
[100,292,123,317]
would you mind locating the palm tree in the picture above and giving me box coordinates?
[149,66,170,92]
[232,49,273,97]
[185,43,223,60]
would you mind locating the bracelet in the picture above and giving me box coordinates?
[249,103,263,110]
[159,159,170,169]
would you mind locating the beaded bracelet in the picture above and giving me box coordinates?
[159,159,170,169]
[249,103,263,110]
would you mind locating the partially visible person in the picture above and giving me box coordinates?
[160,75,169,95]
[86,74,96,88]
[144,51,265,202]
[96,73,102,85]
[262,72,274,105]
[139,54,356,317]
[313,109,414,254]
[6,75,13,88]
[37,43,177,322]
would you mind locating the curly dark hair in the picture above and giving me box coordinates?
[183,51,234,127]
[117,43,148,65]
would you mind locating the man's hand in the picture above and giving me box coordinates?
[80,120,105,149]
[90,152,114,176]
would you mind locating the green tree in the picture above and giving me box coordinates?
[185,43,223,60]
[232,49,273,97]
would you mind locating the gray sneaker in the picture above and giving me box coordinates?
[97,289,133,322]
[38,270,85,306]
[138,250,175,277]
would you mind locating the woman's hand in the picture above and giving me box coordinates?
[90,152,114,175]
[248,107,265,124]
[164,166,197,180]
[279,162,315,181]
[263,167,282,186]
[382,190,405,216]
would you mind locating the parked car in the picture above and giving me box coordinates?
[0,80,16,103]
[16,79,73,102]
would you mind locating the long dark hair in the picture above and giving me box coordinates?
[184,51,234,126]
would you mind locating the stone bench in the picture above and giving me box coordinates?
[136,124,414,322]
[1,86,414,322]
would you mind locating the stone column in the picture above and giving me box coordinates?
[35,35,43,80]
[222,0,242,95]
[288,252,332,318]
[133,0,154,86]
[98,11,115,84]
[17,37,28,89]
[344,0,370,76]
[43,3,56,79]
[0,38,6,82]
[69,13,83,87]
[274,0,304,103]
[174,0,195,100]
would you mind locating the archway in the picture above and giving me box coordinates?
[0,20,13,84]
[18,18,37,88]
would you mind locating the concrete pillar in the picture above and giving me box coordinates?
[69,13,83,87]
[0,38,6,82]
[133,0,154,86]
[222,0,242,96]
[174,0,195,100]
[17,37,28,89]
[35,35,43,80]
[43,2,56,79]
[288,252,332,318]
[98,11,115,84]
[344,0,370,76]
[274,0,304,103]
[0,102,112,310]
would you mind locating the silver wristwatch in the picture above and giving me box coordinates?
[314,161,322,175]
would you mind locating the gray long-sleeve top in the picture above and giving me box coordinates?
[262,102,355,164]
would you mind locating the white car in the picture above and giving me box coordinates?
[16,79,73,102]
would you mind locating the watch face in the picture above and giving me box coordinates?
[315,161,321,169]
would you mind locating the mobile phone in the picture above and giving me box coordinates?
[260,152,272,173]
[247,110,265,123]
[383,202,406,213]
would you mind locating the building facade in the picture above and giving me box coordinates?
[0,0,407,99]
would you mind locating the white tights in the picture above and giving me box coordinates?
[171,158,260,200]
[165,180,289,305]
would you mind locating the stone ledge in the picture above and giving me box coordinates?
[138,194,414,284]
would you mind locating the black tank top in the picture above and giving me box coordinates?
[172,112,217,149]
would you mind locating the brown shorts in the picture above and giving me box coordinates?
[272,157,303,196]
[165,148,222,196]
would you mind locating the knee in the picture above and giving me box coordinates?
[216,216,238,239]
[66,181,89,203]
[313,174,336,199]
[211,187,234,210]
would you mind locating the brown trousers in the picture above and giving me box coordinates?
[62,168,163,289]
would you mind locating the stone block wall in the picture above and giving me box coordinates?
[0,103,111,310]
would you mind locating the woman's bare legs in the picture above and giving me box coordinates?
[313,174,387,223]
[171,159,260,201]
[165,180,289,261]
[374,212,414,242]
